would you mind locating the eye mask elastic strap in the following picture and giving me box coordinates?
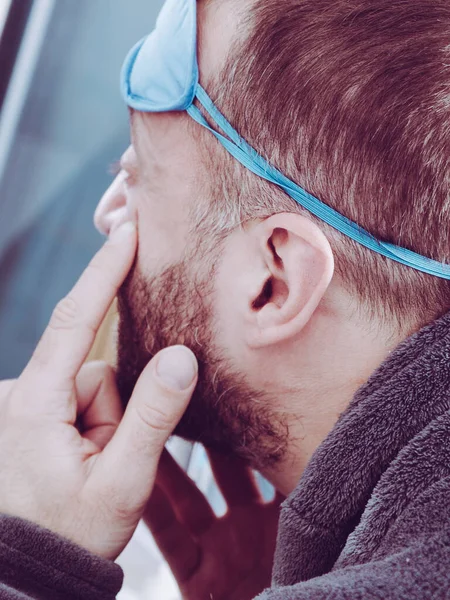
[189,86,450,279]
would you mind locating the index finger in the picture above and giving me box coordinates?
[22,222,137,391]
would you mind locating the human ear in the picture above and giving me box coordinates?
[246,213,334,348]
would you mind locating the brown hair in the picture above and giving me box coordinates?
[197,0,450,330]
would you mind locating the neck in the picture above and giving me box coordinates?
[259,294,415,496]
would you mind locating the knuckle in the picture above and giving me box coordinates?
[134,402,174,433]
[97,487,138,522]
[50,296,80,330]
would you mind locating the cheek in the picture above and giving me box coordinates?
[134,185,193,276]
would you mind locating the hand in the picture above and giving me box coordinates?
[0,222,198,560]
[145,449,284,600]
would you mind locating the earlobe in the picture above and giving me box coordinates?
[247,214,334,348]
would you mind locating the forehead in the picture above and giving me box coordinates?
[128,0,251,172]
[197,0,249,86]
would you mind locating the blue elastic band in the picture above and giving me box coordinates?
[187,84,450,280]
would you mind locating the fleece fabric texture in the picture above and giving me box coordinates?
[1,312,450,599]
[258,311,450,599]
[0,515,123,599]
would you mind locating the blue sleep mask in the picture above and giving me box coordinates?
[121,0,450,280]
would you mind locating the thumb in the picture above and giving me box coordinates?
[89,346,197,518]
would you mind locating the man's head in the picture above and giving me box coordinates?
[95,0,450,493]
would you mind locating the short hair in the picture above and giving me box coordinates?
[198,0,450,330]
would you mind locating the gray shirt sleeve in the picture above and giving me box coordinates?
[0,514,123,600]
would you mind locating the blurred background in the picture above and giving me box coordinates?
[0,0,161,378]
[0,2,273,598]
[0,1,182,597]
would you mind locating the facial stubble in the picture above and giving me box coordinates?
[115,244,288,471]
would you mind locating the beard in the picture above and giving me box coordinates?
[116,242,288,471]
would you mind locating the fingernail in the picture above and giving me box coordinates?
[156,346,198,391]
[111,221,136,239]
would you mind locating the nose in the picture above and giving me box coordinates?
[94,171,129,236]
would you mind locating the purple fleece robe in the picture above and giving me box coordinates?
[1,312,450,599]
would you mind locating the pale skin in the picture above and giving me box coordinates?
[0,223,199,561]
[0,2,415,600]
[0,220,283,600]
